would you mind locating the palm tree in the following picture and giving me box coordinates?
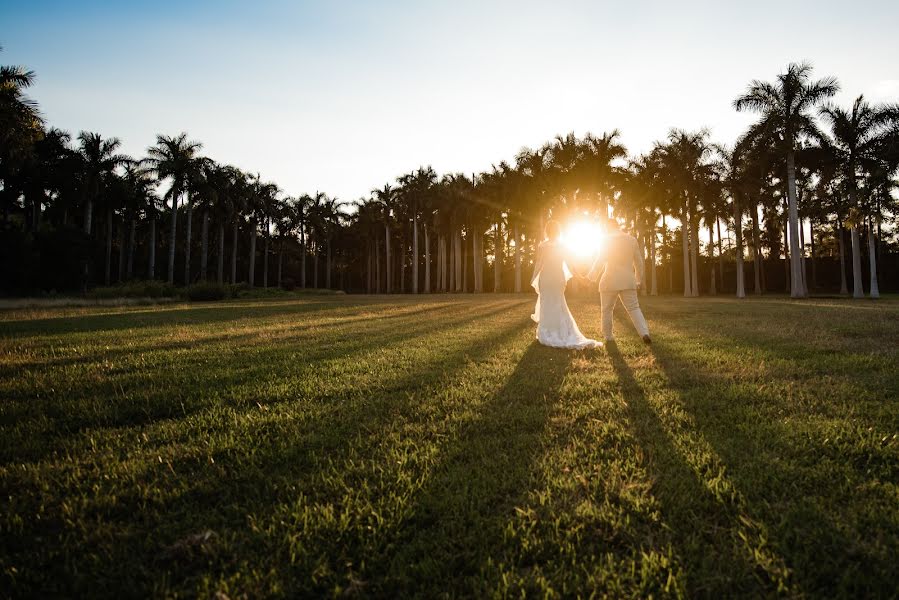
[0,47,43,176]
[145,133,204,285]
[734,62,839,298]
[293,193,313,288]
[258,180,281,288]
[271,197,292,288]
[372,184,395,293]
[194,161,231,281]
[120,164,156,280]
[819,96,898,298]
[76,132,127,237]
[228,169,249,284]
[353,197,382,293]
[654,129,715,297]
[403,166,437,294]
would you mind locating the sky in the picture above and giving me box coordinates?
[3,0,898,203]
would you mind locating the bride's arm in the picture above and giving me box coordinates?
[530,246,544,286]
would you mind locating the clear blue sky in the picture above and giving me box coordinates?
[3,0,898,201]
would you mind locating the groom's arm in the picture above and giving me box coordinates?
[586,256,603,282]
[632,238,645,287]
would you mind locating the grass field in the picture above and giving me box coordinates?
[1,293,897,598]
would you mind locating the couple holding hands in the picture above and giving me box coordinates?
[530,218,651,350]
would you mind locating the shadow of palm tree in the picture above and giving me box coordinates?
[646,339,896,597]
[374,341,573,595]
[605,342,790,596]
[2,301,520,463]
[4,306,539,596]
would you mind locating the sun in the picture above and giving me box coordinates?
[562,219,604,257]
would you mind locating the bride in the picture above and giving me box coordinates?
[530,220,601,349]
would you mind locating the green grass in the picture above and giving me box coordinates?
[1,294,897,598]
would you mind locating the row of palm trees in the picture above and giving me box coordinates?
[2,52,897,297]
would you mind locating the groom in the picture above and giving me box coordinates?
[584,218,652,344]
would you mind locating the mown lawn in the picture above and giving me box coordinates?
[1,294,897,598]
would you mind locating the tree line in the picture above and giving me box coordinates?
[2,51,897,298]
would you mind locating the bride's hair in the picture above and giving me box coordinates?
[545,220,561,240]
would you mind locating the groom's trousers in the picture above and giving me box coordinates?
[600,289,650,340]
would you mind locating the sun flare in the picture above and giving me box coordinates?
[562,220,604,258]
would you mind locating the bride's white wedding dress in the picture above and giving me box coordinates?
[530,240,601,349]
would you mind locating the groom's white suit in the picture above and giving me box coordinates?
[587,229,651,342]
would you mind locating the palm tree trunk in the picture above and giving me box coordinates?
[751,203,762,295]
[837,220,848,295]
[105,208,113,286]
[326,239,332,289]
[168,190,178,285]
[708,222,716,295]
[809,216,817,291]
[681,203,691,297]
[148,217,156,280]
[493,220,502,293]
[412,213,419,294]
[31,196,40,231]
[375,238,381,294]
[734,194,746,299]
[384,225,391,294]
[117,218,125,282]
[867,216,879,299]
[184,196,193,286]
[424,225,431,293]
[463,232,469,293]
[785,150,806,297]
[443,235,449,292]
[650,223,658,296]
[300,222,307,288]
[367,241,373,293]
[200,209,209,280]
[716,216,724,292]
[513,222,521,292]
[783,206,790,294]
[248,223,256,288]
[313,243,319,289]
[455,229,463,292]
[83,197,93,235]
[231,220,238,284]
[799,217,808,293]
[439,235,446,291]
[126,218,135,280]
[217,222,225,284]
[850,225,863,298]
[689,208,699,297]
[277,241,283,288]
[447,229,456,292]
[400,232,406,293]
[263,223,270,289]
[474,231,484,294]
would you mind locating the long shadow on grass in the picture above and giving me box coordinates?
[606,342,790,597]
[0,296,391,337]
[373,341,572,595]
[0,299,469,374]
[1,300,517,463]
[1,303,537,596]
[647,338,898,597]
[110,310,534,597]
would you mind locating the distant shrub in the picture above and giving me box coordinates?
[281,277,296,291]
[90,280,177,299]
[228,282,250,297]
[187,282,227,301]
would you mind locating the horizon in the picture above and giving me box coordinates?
[4,0,898,200]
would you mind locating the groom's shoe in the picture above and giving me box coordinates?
[642,335,652,345]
